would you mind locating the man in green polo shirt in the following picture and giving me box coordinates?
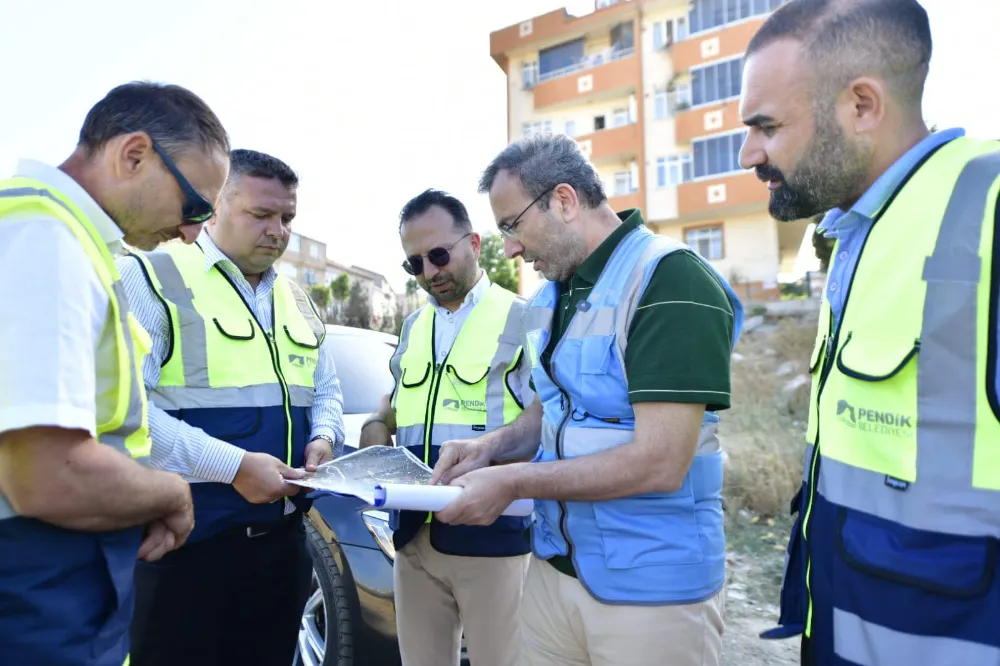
[432,133,742,665]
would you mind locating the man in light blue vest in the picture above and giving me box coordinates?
[432,133,744,665]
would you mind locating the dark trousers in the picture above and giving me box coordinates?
[130,513,312,666]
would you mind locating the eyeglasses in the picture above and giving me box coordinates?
[498,185,555,239]
[402,233,473,276]
[122,126,215,225]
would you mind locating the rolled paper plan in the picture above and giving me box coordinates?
[372,483,534,517]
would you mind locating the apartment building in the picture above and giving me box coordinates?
[490,0,811,301]
[275,231,398,326]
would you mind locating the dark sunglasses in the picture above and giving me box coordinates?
[402,233,473,276]
[122,126,215,225]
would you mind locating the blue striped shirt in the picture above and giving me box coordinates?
[117,231,345,488]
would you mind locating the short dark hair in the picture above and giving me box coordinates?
[478,134,606,210]
[399,188,473,233]
[78,81,231,158]
[746,0,932,110]
[229,149,298,188]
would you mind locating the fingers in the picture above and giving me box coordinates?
[278,461,306,480]
[304,443,332,472]
[138,522,176,562]
[430,449,458,486]
[437,459,479,487]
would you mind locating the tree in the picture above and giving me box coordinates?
[343,281,373,330]
[405,278,419,295]
[309,284,330,312]
[478,232,518,293]
[326,273,351,324]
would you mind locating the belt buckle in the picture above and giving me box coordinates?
[246,525,269,539]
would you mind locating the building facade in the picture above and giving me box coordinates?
[276,231,399,327]
[490,0,811,301]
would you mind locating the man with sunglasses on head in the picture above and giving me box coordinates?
[358,188,534,666]
[118,149,344,666]
[0,81,230,666]
[430,133,745,666]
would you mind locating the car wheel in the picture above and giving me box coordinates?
[295,519,356,666]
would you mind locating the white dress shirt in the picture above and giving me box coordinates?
[117,230,346,491]
[426,272,535,407]
[0,160,126,440]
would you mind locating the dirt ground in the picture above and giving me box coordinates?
[720,514,799,665]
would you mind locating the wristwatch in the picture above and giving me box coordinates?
[313,434,335,447]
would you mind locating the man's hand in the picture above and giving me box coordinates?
[429,439,493,486]
[233,452,304,504]
[137,520,176,562]
[435,464,523,526]
[358,421,392,449]
[139,479,195,561]
[304,437,334,472]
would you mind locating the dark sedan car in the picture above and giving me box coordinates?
[293,325,469,666]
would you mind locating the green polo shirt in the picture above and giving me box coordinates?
[536,208,736,578]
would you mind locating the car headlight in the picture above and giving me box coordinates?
[362,509,395,560]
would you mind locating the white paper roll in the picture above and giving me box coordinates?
[372,483,534,517]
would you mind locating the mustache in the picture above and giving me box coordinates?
[756,164,785,183]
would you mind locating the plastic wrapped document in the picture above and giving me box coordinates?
[289,446,532,517]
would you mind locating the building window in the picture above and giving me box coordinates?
[691,57,743,107]
[522,61,538,88]
[613,172,634,196]
[309,243,322,259]
[612,108,629,127]
[287,233,301,253]
[652,17,689,50]
[656,155,693,188]
[654,91,669,119]
[692,131,746,179]
[689,0,785,35]
[564,120,576,137]
[685,226,724,260]
[522,120,554,138]
[277,262,297,278]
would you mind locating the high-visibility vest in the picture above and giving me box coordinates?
[523,224,744,603]
[130,240,325,541]
[389,282,531,556]
[764,136,1000,665]
[0,177,151,666]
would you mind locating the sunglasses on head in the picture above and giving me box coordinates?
[121,126,215,225]
[402,232,473,276]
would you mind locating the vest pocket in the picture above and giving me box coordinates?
[592,489,703,568]
[577,336,630,419]
[836,332,920,382]
[212,316,256,341]
[283,323,320,349]
[400,360,431,388]
[836,506,995,597]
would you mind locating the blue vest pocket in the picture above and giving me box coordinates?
[836,507,996,597]
[592,491,702,568]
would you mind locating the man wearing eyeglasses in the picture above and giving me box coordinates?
[0,81,230,666]
[359,188,534,666]
[117,149,343,666]
[431,133,745,666]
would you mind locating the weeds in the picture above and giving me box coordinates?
[721,317,817,518]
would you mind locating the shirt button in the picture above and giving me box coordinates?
[839,251,848,261]
[829,282,838,292]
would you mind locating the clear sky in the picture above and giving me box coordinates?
[1,0,995,291]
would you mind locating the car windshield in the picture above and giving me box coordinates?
[325,331,397,414]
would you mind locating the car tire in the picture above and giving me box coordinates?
[302,518,356,666]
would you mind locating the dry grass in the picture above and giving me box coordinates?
[720,317,818,518]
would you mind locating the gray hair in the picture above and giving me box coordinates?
[746,0,932,113]
[478,134,606,210]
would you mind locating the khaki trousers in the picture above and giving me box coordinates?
[394,525,530,666]
[520,555,725,666]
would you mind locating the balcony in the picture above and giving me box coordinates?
[671,18,767,72]
[608,190,643,212]
[677,171,768,218]
[575,122,641,164]
[675,100,744,143]
[533,47,639,110]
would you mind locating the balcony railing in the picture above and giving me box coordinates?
[537,46,635,84]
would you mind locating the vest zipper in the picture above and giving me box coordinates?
[422,317,453,526]
[548,359,577,567]
[215,270,293,467]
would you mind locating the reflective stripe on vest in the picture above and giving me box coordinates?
[797,137,1000,658]
[130,241,324,466]
[391,283,525,454]
[0,180,151,520]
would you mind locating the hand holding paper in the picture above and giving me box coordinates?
[434,464,531,526]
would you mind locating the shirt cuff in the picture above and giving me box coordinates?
[191,436,247,484]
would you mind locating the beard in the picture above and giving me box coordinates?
[759,112,874,222]
[524,212,589,282]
